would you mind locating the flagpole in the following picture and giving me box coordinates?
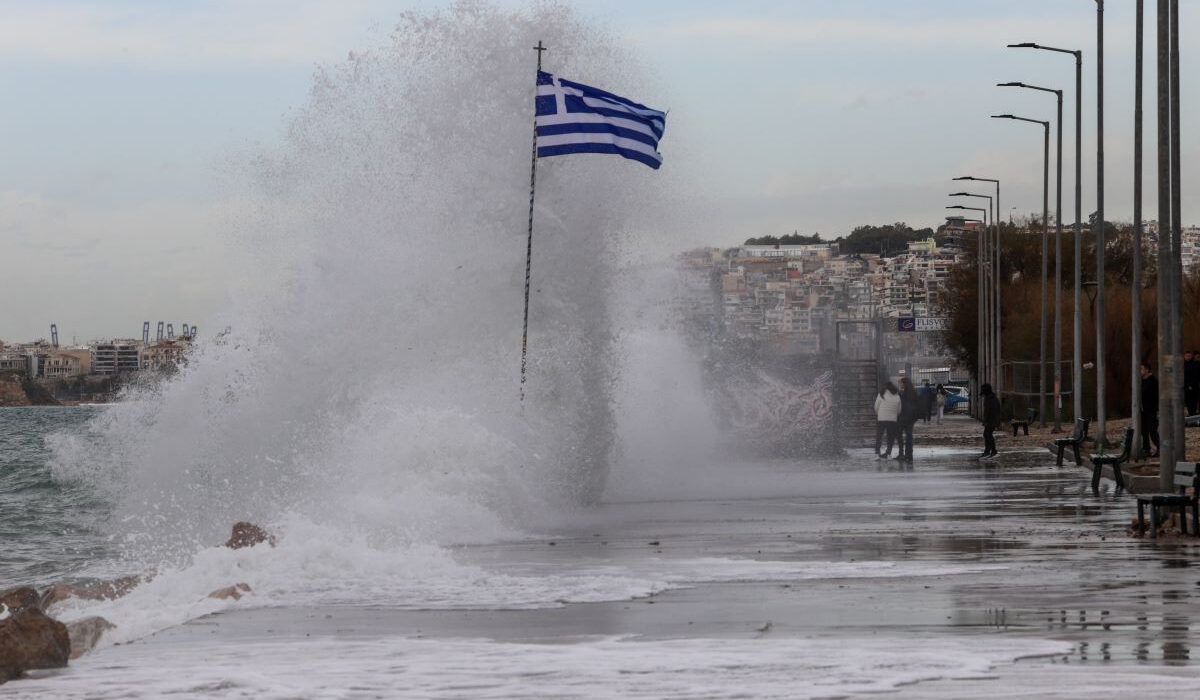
[520,41,547,402]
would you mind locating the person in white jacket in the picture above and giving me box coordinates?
[873,381,902,458]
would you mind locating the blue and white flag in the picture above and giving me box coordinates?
[535,71,666,170]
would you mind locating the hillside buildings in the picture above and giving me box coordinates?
[682,235,968,358]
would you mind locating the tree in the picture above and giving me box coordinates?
[834,222,934,256]
[743,231,824,246]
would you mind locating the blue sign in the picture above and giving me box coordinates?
[897,317,916,332]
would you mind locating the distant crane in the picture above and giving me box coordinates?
[166,323,175,339]
[142,321,150,345]
[50,324,58,348]
[156,322,165,342]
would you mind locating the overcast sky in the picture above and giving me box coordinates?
[2,0,1197,342]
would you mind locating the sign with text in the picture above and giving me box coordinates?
[897,317,949,332]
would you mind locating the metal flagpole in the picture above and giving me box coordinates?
[520,41,548,402]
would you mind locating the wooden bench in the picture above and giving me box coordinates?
[1011,407,1037,436]
[1090,426,1134,492]
[1054,418,1090,466]
[1136,462,1200,539]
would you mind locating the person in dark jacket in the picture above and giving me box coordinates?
[979,383,1002,459]
[1184,350,1200,416]
[896,377,920,462]
[1141,362,1161,457]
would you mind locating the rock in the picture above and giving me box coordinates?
[0,587,40,615]
[207,583,252,601]
[224,522,275,549]
[64,617,115,660]
[0,374,31,407]
[40,575,142,609]
[0,608,70,683]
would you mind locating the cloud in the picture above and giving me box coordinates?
[0,0,397,69]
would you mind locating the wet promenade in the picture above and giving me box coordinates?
[11,425,1200,698]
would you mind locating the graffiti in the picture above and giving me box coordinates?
[723,369,834,449]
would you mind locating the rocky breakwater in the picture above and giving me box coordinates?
[0,522,273,686]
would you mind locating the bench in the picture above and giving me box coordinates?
[1011,407,1038,436]
[1090,426,1134,492]
[1136,462,1200,538]
[1054,418,1090,466]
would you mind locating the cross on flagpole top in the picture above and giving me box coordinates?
[533,40,546,71]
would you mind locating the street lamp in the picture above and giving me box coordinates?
[1008,41,1084,430]
[952,176,1002,392]
[991,113,1051,428]
[998,82,1064,431]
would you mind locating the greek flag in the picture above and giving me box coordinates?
[535,71,666,170]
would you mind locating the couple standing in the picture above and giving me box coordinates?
[874,377,919,462]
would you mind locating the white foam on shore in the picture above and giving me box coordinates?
[48,513,1004,649]
[8,634,1074,699]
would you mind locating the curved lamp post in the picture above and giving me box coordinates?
[1008,41,1084,430]
[991,113,1050,428]
[998,82,1064,431]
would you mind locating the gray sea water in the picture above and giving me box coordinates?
[0,406,113,587]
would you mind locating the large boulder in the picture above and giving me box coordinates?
[0,587,40,615]
[64,617,115,659]
[0,608,70,683]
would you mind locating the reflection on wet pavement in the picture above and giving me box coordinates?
[827,447,1200,667]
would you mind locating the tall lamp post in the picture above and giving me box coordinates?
[952,176,1002,392]
[1131,0,1144,459]
[1008,42,1083,427]
[998,82,1064,431]
[1095,0,1108,449]
[991,113,1050,427]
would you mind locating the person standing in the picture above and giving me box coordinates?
[979,383,1001,459]
[897,377,919,462]
[873,382,901,459]
[935,383,948,425]
[1184,350,1200,417]
[1140,362,1161,457]
[921,382,935,423]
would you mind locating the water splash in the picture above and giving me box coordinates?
[48,1,671,565]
